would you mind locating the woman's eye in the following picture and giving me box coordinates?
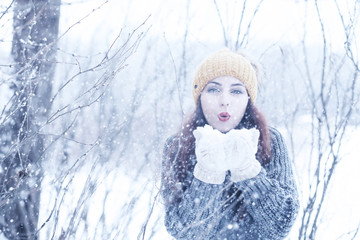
[231,89,243,94]
[207,88,220,93]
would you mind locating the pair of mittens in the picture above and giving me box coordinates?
[193,125,261,184]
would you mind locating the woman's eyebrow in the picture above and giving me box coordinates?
[208,81,221,86]
[231,83,245,87]
[208,81,245,87]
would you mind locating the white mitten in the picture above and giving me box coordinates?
[193,125,227,184]
[225,128,261,182]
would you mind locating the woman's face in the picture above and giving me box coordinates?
[200,76,249,133]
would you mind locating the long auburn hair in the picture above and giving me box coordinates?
[163,97,271,203]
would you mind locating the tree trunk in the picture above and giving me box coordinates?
[0,0,60,239]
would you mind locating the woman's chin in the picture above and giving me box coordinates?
[211,125,234,133]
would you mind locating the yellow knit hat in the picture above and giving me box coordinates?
[192,49,258,105]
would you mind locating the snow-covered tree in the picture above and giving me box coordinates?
[0,0,60,239]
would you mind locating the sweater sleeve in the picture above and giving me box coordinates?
[161,128,299,240]
[161,136,226,239]
[230,128,299,239]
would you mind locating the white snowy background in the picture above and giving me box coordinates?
[0,0,359,239]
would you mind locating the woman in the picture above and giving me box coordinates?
[161,49,299,239]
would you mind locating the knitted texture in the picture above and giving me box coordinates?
[161,128,299,240]
[192,49,258,105]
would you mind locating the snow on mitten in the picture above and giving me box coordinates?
[225,128,261,182]
[193,125,227,184]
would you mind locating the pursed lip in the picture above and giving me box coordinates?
[218,112,230,121]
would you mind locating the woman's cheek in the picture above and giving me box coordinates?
[232,115,242,123]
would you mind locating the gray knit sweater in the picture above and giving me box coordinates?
[161,128,299,240]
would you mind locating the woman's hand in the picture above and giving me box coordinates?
[193,125,227,184]
[193,125,261,184]
[225,128,261,182]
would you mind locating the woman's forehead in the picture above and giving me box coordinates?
[208,76,245,86]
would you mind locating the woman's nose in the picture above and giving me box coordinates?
[220,94,230,106]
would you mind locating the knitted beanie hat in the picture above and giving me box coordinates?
[192,49,258,105]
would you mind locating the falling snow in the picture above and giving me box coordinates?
[0,0,359,239]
